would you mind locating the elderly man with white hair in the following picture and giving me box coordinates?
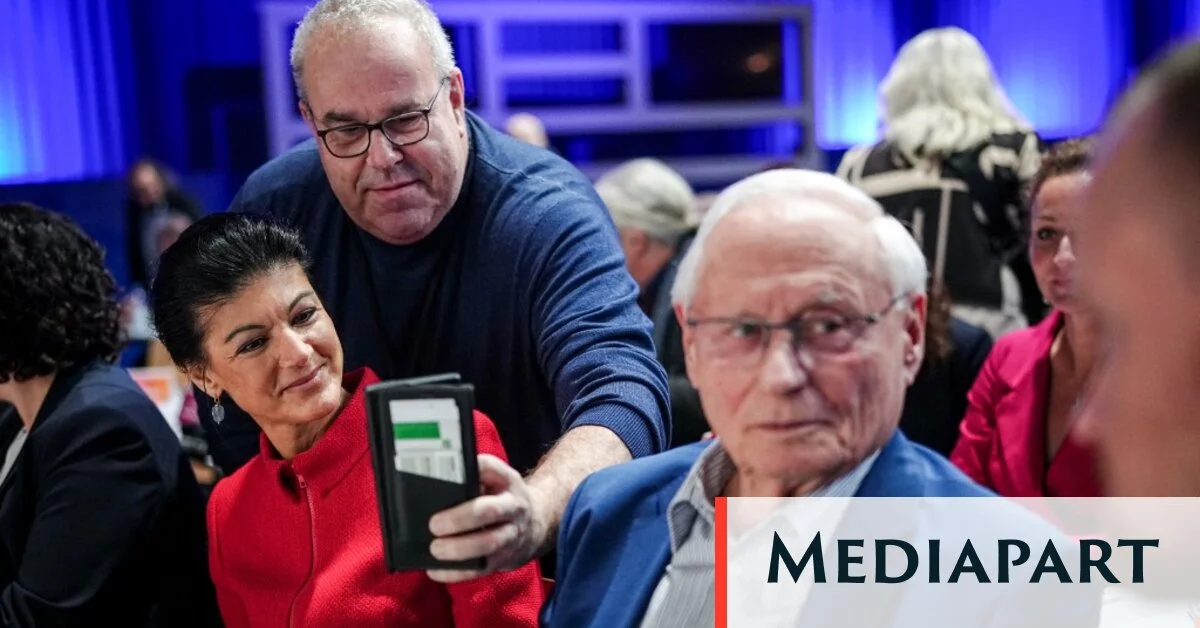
[596,158,708,446]
[540,169,1101,628]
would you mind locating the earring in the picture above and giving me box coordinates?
[211,395,225,425]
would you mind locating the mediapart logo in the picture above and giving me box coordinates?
[767,533,1158,585]
[716,497,1200,628]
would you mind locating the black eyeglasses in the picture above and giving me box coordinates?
[685,294,909,365]
[313,78,448,158]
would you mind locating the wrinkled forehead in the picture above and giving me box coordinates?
[695,200,888,305]
[303,18,436,107]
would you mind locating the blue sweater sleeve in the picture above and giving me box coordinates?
[522,192,671,458]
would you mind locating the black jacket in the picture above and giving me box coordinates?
[0,361,219,627]
[900,317,994,456]
[838,132,1047,323]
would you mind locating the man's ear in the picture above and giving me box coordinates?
[901,293,928,385]
[299,100,317,133]
[676,303,698,379]
[448,68,467,129]
[626,229,650,258]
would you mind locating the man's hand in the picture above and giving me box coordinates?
[426,454,550,583]
[426,425,632,583]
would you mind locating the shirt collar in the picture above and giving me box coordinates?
[664,440,882,553]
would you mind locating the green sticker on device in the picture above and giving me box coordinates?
[388,398,464,484]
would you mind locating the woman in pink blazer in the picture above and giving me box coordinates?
[951,138,1102,497]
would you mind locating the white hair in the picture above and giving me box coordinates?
[290,0,456,101]
[671,169,927,310]
[880,27,1030,157]
[596,158,697,246]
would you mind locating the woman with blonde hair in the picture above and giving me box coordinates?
[838,27,1045,339]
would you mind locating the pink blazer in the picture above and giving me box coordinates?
[950,310,1102,497]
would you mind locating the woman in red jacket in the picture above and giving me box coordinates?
[950,138,1102,497]
[149,213,543,627]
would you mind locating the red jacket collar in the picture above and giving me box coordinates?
[994,309,1064,389]
[258,367,379,495]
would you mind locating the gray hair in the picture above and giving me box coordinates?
[596,158,697,246]
[505,113,550,149]
[290,0,456,102]
[671,169,927,310]
[880,27,1030,157]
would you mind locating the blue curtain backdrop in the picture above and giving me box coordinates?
[2,0,1200,183]
[821,0,1132,147]
[0,0,136,184]
[811,0,896,148]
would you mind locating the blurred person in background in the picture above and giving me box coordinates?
[145,212,198,368]
[0,203,218,626]
[899,280,992,456]
[217,0,671,582]
[151,213,543,627]
[693,191,720,220]
[120,159,206,369]
[1074,39,1200,606]
[596,158,707,446]
[951,138,1102,497]
[1077,40,1200,499]
[504,112,550,149]
[124,157,204,289]
[838,27,1045,339]
[140,211,225,496]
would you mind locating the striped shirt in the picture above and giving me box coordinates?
[639,440,879,628]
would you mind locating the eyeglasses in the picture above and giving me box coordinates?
[685,294,909,365]
[313,78,448,158]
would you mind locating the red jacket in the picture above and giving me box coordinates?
[206,368,544,627]
[950,311,1102,497]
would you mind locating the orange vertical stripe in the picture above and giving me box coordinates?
[715,496,728,628]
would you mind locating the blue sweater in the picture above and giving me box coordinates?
[200,111,670,474]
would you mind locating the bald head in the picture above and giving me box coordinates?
[713,199,885,289]
[672,169,927,311]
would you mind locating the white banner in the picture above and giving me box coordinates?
[721,497,1200,628]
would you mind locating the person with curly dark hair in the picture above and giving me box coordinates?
[0,203,220,626]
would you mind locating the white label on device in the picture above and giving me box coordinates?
[389,398,465,484]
